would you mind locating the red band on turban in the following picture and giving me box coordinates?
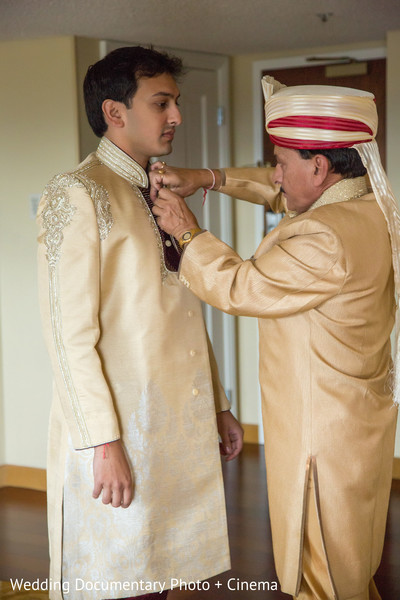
[267,115,373,136]
[268,135,371,150]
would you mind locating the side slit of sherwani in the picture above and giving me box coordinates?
[295,456,312,596]
[311,457,338,599]
[296,456,338,599]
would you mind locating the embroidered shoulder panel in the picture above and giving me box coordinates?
[41,173,79,267]
[41,169,114,266]
[74,166,114,242]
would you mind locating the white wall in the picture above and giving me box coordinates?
[0,36,79,468]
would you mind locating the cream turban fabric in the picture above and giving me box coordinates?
[262,75,400,406]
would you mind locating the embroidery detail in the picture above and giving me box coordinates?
[41,174,79,267]
[41,173,94,447]
[41,171,113,259]
[96,136,148,188]
[74,170,114,241]
[179,274,190,288]
[288,177,369,218]
[49,266,91,447]
[311,177,368,211]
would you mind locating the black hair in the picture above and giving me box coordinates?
[298,147,367,179]
[83,46,184,137]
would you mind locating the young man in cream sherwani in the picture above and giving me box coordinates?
[151,78,399,600]
[37,46,243,600]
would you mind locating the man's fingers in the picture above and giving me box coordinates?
[122,485,133,508]
[150,160,164,171]
[100,485,112,505]
[93,483,132,508]
[225,431,244,462]
[110,487,123,508]
[225,443,241,462]
[149,162,170,201]
[92,481,102,499]
[152,191,179,219]
[220,432,232,456]
[149,174,164,202]
[156,186,178,201]
[152,203,162,216]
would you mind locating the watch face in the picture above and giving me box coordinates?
[182,231,191,240]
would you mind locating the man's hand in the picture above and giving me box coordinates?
[93,440,133,508]
[149,163,218,203]
[152,186,200,239]
[216,410,244,462]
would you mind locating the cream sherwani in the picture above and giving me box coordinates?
[37,137,230,600]
[179,168,397,599]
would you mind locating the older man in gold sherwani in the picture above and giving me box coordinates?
[151,79,399,600]
[37,46,243,600]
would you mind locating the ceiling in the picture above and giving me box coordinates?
[1,0,400,56]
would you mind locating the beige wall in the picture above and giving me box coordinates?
[75,37,102,160]
[0,36,79,468]
[1,33,399,470]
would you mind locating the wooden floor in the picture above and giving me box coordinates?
[1,444,400,599]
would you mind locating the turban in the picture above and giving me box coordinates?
[262,75,400,406]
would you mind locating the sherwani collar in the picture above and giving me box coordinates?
[287,176,369,218]
[311,176,368,211]
[96,137,148,188]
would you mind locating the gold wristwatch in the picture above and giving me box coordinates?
[178,227,203,249]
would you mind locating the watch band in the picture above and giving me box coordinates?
[178,227,204,249]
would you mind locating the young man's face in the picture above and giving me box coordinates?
[273,146,319,214]
[119,72,182,167]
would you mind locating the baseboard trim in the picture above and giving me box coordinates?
[242,423,259,444]
[0,455,399,490]
[0,465,46,491]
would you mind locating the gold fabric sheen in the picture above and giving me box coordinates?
[296,462,381,600]
[37,137,230,600]
[179,172,397,598]
[261,77,400,407]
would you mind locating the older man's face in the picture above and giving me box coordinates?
[273,146,320,214]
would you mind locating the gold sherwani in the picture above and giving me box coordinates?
[179,168,397,599]
[37,137,230,600]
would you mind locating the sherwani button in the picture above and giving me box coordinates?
[192,388,199,396]
[190,350,196,357]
